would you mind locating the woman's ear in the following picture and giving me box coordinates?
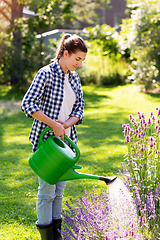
[63,50,69,59]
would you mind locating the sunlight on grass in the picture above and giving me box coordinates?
[1,223,39,240]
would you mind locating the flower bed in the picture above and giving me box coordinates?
[61,108,160,239]
[120,108,160,239]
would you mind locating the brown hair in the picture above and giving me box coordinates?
[53,34,88,61]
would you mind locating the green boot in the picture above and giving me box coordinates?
[36,221,54,240]
[52,219,62,240]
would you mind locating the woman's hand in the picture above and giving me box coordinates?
[50,121,67,139]
[56,120,69,129]
[31,110,67,139]
[56,116,80,130]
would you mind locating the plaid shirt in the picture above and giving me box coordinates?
[21,60,84,152]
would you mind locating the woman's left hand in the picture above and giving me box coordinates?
[56,120,69,129]
[56,116,79,129]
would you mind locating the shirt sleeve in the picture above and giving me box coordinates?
[21,69,46,118]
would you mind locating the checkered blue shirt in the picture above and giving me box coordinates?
[21,60,84,152]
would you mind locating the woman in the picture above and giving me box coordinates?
[21,34,87,240]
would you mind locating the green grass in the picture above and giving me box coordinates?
[0,84,160,239]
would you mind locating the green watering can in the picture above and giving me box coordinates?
[29,127,117,185]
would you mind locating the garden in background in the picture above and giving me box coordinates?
[0,0,160,239]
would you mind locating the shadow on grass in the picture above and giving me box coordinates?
[77,110,128,148]
[146,93,160,100]
[83,89,111,109]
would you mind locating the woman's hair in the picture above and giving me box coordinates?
[53,34,87,61]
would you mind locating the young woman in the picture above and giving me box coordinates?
[21,34,87,240]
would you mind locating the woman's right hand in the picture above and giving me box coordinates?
[50,121,67,139]
[31,110,67,139]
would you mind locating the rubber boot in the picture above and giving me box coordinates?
[52,219,62,240]
[36,221,54,240]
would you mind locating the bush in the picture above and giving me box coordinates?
[80,24,129,86]
[100,72,125,86]
[119,0,160,90]
[0,23,50,92]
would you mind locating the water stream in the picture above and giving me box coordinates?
[107,178,141,238]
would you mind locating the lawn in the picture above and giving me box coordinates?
[0,84,159,239]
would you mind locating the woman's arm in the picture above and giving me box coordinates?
[31,110,67,139]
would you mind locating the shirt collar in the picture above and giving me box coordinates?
[52,59,72,79]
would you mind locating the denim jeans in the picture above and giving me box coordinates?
[37,177,67,225]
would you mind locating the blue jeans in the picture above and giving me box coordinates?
[37,177,66,225]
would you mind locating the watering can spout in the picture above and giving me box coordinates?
[58,165,117,185]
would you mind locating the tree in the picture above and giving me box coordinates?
[71,0,110,27]
[0,0,110,88]
[0,0,24,84]
[119,0,160,90]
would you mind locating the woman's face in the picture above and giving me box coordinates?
[64,50,87,72]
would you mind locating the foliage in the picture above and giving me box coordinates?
[81,24,129,85]
[69,0,111,27]
[119,0,160,90]
[84,24,119,58]
[120,109,160,238]
[0,0,111,89]
[0,22,49,91]
[0,0,73,87]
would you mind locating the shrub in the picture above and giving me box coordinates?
[119,0,160,90]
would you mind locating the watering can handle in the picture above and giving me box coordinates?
[63,134,80,161]
[37,127,80,161]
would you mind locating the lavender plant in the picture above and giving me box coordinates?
[122,108,160,191]
[61,186,143,239]
[121,108,160,238]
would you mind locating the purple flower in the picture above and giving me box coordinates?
[142,216,146,223]
[152,116,156,121]
[148,118,151,124]
[142,112,145,118]
[125,135,130,142]
[150,136,154,141]
[150,142,154,147]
